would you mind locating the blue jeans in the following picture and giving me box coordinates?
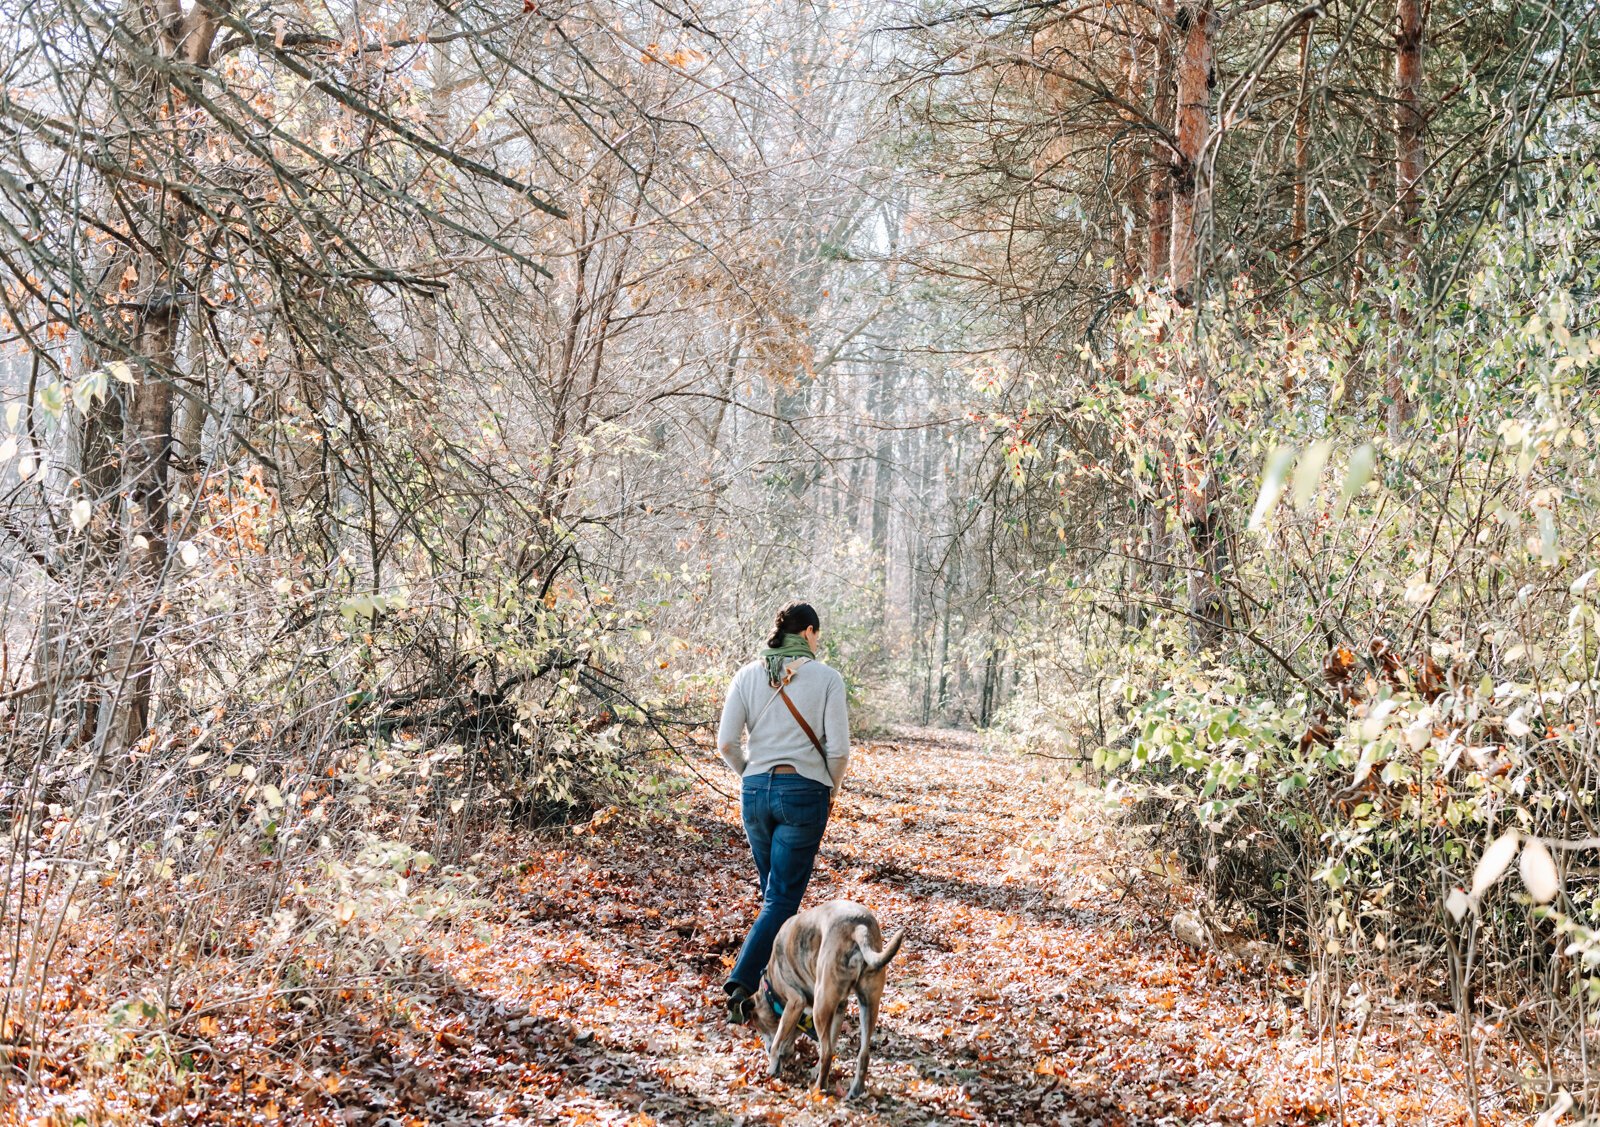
[727,771,831,993]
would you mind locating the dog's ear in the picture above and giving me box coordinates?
[750,991,780,1037]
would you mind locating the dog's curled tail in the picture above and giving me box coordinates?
[857,926,904,973]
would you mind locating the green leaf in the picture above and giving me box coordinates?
[1341,443,1376,501]
[38,381,65,418]
[1471,830,1520,898]
[1292,440,1333,511]
[72,368,109,413]
[1248,445,1297,532]
[1519,837,1559,904]
[1538,509,1559,565]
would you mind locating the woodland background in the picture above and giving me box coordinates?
[1,0,1599,1119]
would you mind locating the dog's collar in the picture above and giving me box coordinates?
[759,973,816,1040]
[760,973,785,1016]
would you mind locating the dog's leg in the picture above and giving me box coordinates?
[767,999,805,1080]
[811,982,844,1094]
[848,976,884,1099]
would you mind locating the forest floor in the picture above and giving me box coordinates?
[14,729,1534,1125]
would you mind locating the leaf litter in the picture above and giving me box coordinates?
[5,729,1530,1125]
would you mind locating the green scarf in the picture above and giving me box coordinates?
[761,632,814,686]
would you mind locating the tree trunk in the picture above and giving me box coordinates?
[1395,0,1424,258]
[1179,384,1226,651]
[1291,19,1312,263]
[1169,0,1225,648]
[117,301,180,744]
[1118,27,1146,297]
[1147,495,1168,599]
[172,311,206,468]
[870,345,898,552]
[1170,0,1213,304]
[936,591,953,719]
[418,38,456,376]
[89,2,222,748]
[1389,0,1424,433]
[1147,0,1175,283]
[979,639,997,727]
[1352,134,1382,299]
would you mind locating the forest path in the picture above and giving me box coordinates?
[415,730,1501,1126]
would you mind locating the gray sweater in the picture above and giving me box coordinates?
[716,657,850,789]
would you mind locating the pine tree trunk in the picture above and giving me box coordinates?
[1169,0,1225,649]
[1291,20,1312,263]
[1147,0,1175,283]
[1389,0,1424,433]
[1170,0,1213,303]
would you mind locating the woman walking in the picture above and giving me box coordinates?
[717,601,850,1022]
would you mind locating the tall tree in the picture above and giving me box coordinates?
[1390,0,1425,431]
[1148,1,1176,282]
[1172,0,1225,647]
[1170,0,1214,303]
[82,0,225,745]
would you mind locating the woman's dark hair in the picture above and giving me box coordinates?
[766,601,820,648]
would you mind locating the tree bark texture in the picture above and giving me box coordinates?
[1389,0,1424,432]
[1170,0,1213,303]
[1147,0,1175,284]
[1118,27,1146,294]
[1291,19,1312,261]
[1168,1,1225,647]
[89,1,223,747]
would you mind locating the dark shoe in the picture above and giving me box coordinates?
[724,984,753,1025]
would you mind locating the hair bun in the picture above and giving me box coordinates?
[765,601,820,648]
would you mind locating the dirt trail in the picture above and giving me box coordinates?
[394,730,1511,1125]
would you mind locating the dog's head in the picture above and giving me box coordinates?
[748,984,781,1040]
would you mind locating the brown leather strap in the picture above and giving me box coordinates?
[777,686,829,772]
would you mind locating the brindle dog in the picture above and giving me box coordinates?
[750,899,904,1099]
